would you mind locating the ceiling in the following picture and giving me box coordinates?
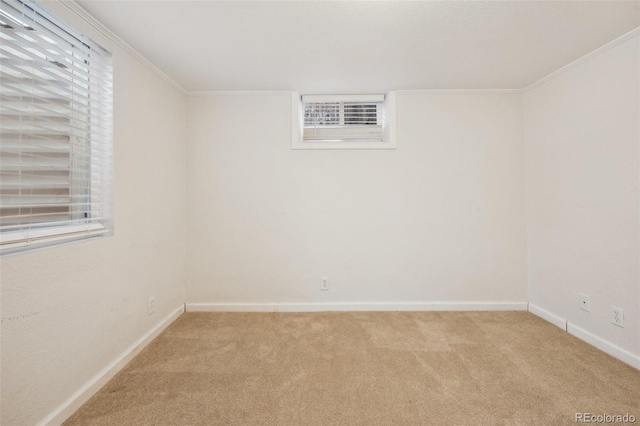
[77,1,640,93]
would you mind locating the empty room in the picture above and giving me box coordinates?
[1,0,639,424]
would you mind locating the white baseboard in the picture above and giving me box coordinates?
[186,301,529,312]
[567,323,640,371]
[527,303,639,371]
[35,300,639,426]
[38,305,185,426]
[528,303,567,330]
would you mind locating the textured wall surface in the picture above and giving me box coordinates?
[0,4,188,424]
[524,35,640,357]
[1,2,638,424]
[186,92,527,305]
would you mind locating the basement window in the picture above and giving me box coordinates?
[0,0,113,255]
[292,93,396,150]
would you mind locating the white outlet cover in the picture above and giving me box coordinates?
[611,306,624,327]
[321,277,329,291]
[578,293,590,312]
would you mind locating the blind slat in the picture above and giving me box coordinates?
[1,216,108,232]
[0,0,112,254]
[303,98,384,142]
[1,0,93,56]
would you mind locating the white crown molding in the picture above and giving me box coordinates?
[523,26,640,93]
[43,4,640,98]
[188,90,295,97]
[397,89,523,95]
[56,0,187,96]
[189,89,523,98]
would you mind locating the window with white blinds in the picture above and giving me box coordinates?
[303,94,384,142]
[292,93,396,150]
[0,0,113,255]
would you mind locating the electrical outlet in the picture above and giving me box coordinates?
[148,297,155,315]
[611,306,624,327]
[321,277,329,291]
[578,293,590,312]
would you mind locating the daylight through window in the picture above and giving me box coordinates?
[302,94,384,142]
[0,0,113,254]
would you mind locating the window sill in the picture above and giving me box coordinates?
[0,223,108,256]
[291,91,397,151]
[291,140,397,150]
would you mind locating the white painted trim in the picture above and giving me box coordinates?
[188,91,295,97]
[567,323,640,371]
[528,303,567,330]
[291,91,398,150]
[37,4,640,98]
[186,301,529,312]
[38,305,184,426]
[523,26,640,93]
[55,0,187,96]
[397,89,523,95]
[385,90,397,148]
[302,94,385,103]
[291,92,303,148]
[526,304,639,370]
[291,141,397,151]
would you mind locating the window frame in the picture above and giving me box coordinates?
[0,0,113,256]
[291,92,396,150]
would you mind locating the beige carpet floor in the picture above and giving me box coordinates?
[65,312,640,425]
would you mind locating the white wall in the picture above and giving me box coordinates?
[524,36,640,357]
[2,4,636,423]
[186,92,527,306]
[0,4,188,425]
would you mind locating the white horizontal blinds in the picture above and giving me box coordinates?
[0,0,113,253]
[302,94,384,142]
